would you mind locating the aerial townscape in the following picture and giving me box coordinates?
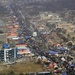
[0,0,75,75]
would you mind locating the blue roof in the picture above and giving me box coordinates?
[25,36,30,39]
[62,73,67,75]
[70,64,74,67]
[48,50,58,55]
[2,44,9,49]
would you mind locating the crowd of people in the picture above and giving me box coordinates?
[34,45,75,75]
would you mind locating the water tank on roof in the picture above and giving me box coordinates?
[2,44,9,49]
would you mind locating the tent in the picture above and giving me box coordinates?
[62,72,67,75]
[57,47,68,52]
[48,50,58,55]
[25,36,30,39]
[57,46,62,50]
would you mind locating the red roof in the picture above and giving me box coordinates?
[17,50,31,54]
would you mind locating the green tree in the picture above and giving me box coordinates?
[62,29,67,34]
[0,41,4,44]
[7,71,15,75]
[67,42,73,46]
[56,28,62,33]
[0,30,3,33]
[19,73,24,75]
[46,23,56,29]
[72,37,75,41]
[67,33,70,38]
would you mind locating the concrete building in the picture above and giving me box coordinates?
[0,48,16,62]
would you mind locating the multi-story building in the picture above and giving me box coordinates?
[0,48,16,62]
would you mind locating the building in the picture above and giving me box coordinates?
[16,44,31,57]
[0,48,16,62]
[6,24,19,43]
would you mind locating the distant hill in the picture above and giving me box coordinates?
[20,0,75,11]
[2,0,75,11]
[45,0,75,11]
[0,2,9,16]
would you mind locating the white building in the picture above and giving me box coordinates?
[0,48,16,62]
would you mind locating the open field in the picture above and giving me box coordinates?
[0,59,45,74]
